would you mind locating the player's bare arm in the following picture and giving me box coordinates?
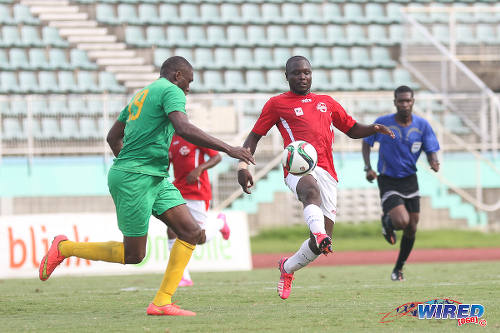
[347,123,395,139]
[426,152,440,172]
[168,111,255,165]
[362,141,378,183]
[237,131,262,194]
[106,120,126,157]
[186,153,221,184]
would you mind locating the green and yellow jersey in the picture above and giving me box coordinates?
[111,78,186,177]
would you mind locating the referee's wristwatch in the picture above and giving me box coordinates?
[364,165,372,172]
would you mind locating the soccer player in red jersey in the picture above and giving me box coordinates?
[167,134,230,286]
[237,56,395,300]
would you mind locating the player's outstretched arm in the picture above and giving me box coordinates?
[237,131,262,194]
[426,152,440,172]
[107,120,126,157]
[347,123,395,139]
[169,111,255,165]
[186,153,221,184]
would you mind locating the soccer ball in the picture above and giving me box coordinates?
[281,140,318,176]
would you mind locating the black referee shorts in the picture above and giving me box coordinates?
[377,174,420,214]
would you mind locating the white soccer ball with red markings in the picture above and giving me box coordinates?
[281,140,318,176]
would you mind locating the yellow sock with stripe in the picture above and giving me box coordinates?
[59,241,125,264]
[152,239,195,306]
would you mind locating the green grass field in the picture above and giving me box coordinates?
[1,262,499,332]
[251,222,500,253]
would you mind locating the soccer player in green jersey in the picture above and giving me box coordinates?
[38,56,255,316]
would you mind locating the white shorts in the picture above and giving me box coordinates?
[185,199,208,229]
[284,166,338,222]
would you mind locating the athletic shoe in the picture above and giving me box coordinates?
[146,303,196,316]
[277,257,294,300]
[391,269,404,281]
[178,277,194,287]
[381,214,396,245]
[39,235,68,281]
[313,232,333,255]
[218,213,230,240]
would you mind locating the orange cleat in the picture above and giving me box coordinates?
[39,235,68,281]
[277,257,294,300]
[146,303,196,316]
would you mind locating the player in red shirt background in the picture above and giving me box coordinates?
[168,134,230,286]
[238,56,394,300]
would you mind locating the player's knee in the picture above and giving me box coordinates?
[124,253,145,264]
[177,226,203,245]
[299,186,321,206]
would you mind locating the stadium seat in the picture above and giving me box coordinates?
[306,25,327,47]
[311,47,332,68]
[214,48,234,70]
[96,4,119,25]
[0,4,15,25]
[366,3,391,24]
[58,71,81,93]
[368,25,392,46]
[326,25,347,46]
[86,99,104,115]
[407,3,432,24]
[0,72,19,93]
[77,71,100,93]
[224,70,246,92]
[371,47,396,68]
[186,26,209,47]
[9,48,30,70]
[332,47,353,68]
[117,4,141,25]
[125,26,150,47]
[330,69,353,91]
[287,25,307,47]
[346,26,368,45]
[262,3,282,24]
[323,3,345,24]
[173,47,193,63]
[248,26,267,47]
[267,25,286,47]
[0,49,13,70]
[70,49,97,70]
[393,68,418,88]
[293,47,311,60]
[389,25,404,44]
[233,48,254,69]
[13,4,40,25]
[350,47,372,68]
[3,118,23,140]
[272,47,291,68]
[20,71,43,93]
[2,26,21,47]
[200,3,219,24]
[42,27,69,48]
[68,97,87,115]
[452,3,475,24]
[159,4,179,24]
[386,3,403,24]
[48,99,68,115]
[474,3,496,23]
[303,3,322,24]
[194,48,214,69]
[241,3,262,25]
[267,69,287,91]
[456,25,476,45]
[21,26,44,47]
[476,24,498,45]
[30,99,48,115]
[59,118,79,140]
[352,69,374,90]
[179,3,199,24]
[138,4,162,25]
[220,3,239,25]
[154,48,171,67]
[202,70,224,93]
[29,48,50,70]
[430,3,448,23]
[146,26,167,47]
[253,47,272,69]
[207,26,229,47]
[9,98,27,116]
[282,3,300,24]
[344,4,368,24]
[38,71,61,94]
[432,25,450,44]
[49,49,72,70]
[311,69,330,91]
[372,69,394,90]
[79,117,99,139]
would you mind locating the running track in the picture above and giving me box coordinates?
[252,248,500,268]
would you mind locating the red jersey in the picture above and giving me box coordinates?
[252,91,356,181]
[168,135,219,201]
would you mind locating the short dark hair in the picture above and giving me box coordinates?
[160,56,192,78]
[394,85,414,98]
[285,56,311,74]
